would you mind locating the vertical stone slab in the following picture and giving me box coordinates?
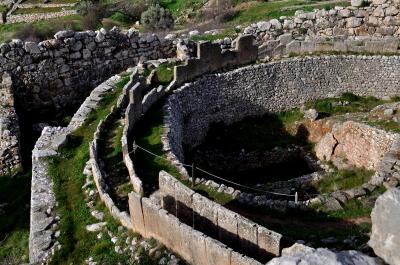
[128,192,146,237]
[142,197,161,239]
[159,171,178,216]
[231,251,262,265]
[157,209,182,252]
[237,216,258,256]
[175,180,194,224]
[257,226,282,259]
[217,206,238,249]
[188,229,208,265]
[205,236,232,265]
[192,193,218,238]
[178,223,195,263]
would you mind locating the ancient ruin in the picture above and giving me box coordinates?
[1,0,400,264]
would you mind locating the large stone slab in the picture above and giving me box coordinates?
[369,188,400,265]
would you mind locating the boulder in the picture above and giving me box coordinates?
[267,243,381,265]
[304,108,319,120]
[351,0,364,7]
[369,188,400,265]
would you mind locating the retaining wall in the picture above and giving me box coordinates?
[260,36,400,59]
[164,56,400,162]
[128,189,262,265]
[0,28,174,116]
[168,34,258,90]
[30,73,124,264]
[158,171,282,263]
[0,72,21,174]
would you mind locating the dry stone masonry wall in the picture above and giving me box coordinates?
[164,55,400,157]
[0,72,20,174]
[158,171,282,262]
[244,0,400,42]
[0,27,175,116]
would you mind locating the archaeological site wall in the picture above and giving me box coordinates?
[158,171,282,263]
[0,28,175,116]
[0,72,20,174]
[244,0,400,43]
[164,55,400,163]
[128,178,264,265]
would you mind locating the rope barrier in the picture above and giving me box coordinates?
[132,142,296,198]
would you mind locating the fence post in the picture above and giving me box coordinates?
[295,192,298,204]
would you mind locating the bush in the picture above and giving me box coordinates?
[82,4,105,30]
[140,4,174,31]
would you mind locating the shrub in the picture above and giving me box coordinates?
[140,4,174,31]
[82,4,105,30]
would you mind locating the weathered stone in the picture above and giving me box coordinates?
[369,188,400,265]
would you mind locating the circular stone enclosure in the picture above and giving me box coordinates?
[164,55,400,183]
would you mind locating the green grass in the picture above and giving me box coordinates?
[161,0,206,16]
[367,119,400,133]
[47,75,132,264]
[305,92,389,117]
[228,0,349,25]
[14,6,75,15]
[154,62,181,85]
[0,14,83,43]
[316,167,374,194]
[0,5,7,13]
[107,11,134,26]
[0,170,31,263]
[134,100,184,193]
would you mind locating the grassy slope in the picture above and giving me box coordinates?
[14,6,75,15]
[0,171,31,263]
[0,14,83,43]
[48,76,131,264]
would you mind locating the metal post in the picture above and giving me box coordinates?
[295,192,298,204]
[191,163,195,188]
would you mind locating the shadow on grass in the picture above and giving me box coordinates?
[0,171,31,263]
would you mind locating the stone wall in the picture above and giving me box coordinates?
[0,28,174,116]
[128,190,263,265]
[30,73,124,264]
[168,35,258,90]
[158,171,282,263]
[89,88,133,229]
[5,9,77,24]
[244,0,400,43]
[259,35,400,59]
[164,56,400,161]
[0,72,20,175]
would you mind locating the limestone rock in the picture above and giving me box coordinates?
[351,0,364,7]
[267,243,381,265]
[315,133,337,161]
[304,108,319,120]
[369,188,400,265]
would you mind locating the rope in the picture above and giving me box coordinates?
[132,143,296,198]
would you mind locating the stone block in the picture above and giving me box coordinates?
[217,206,238,249]
[175,180,194,224]
[231,251,262,265]
[193,193,219,238]
[159,171,178,216]
[142,197,161,239]
[301,41,315,53]
[285,40,301,55]
[257,226,282,258]
[205,236,232,265]
[128,192,146,236]
[237,216,258,256]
